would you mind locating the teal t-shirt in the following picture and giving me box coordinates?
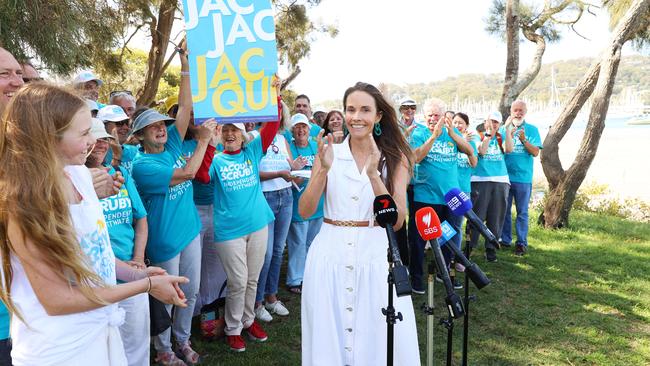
[473,135,509,178]
[410,127,460,205]
[182,139,217,206]
[209,136,274,242]
[104,144,139,175]
[288,138,324,222]
[0,302,8,340]
[404,123,424,186]
[131,126,201,263]
[501,122,542,184]
[100,166,147,261]
[457,135,480,194]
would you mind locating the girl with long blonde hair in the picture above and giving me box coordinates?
[0,83,188,365]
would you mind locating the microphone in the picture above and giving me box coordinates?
[373,195,412,297]
[440,221,490,290]
[415,207,465,319]
[444,188,499,248]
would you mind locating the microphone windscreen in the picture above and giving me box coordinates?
[414,207,443,240]
[373,194,398,228]
[445,188,473,216]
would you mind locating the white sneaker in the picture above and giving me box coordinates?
[255,305,273,322]
[265,301,289,316]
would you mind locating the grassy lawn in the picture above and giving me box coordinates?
[189,210,650,365]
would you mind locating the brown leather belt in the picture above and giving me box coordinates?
[323,218,378,227]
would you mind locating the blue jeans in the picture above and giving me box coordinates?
[501,182,532,246]
[257,187,293,302]
[286,217,324,287]
[409,202,460,292]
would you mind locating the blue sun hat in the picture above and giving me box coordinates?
[131,109,175,135]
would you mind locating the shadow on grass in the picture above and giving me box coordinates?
[188,210,650,365]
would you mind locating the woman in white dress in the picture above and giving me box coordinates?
[299,82,420,365]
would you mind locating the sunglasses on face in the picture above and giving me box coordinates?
[109,90,133,98]
[110,120,130,127]
[401,105,416,110]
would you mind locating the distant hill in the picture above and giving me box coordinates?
[319,55,650,111]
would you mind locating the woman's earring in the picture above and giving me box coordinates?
[373,123,382,136]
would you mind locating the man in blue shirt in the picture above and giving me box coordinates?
[500,100,542,256]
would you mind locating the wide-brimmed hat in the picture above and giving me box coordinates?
[97,105,129,122]
[90,118,114,140]
[131,109,175,134]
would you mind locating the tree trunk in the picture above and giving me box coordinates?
[539,0,650,228]
[499,0,519,120]
[136,0,176,107]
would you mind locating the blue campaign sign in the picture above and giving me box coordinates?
[182,0,278,124]
[438,220,457,246]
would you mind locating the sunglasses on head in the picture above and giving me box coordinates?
[110,90,133,98]
[22,77,43,83]
[401,105,416,110]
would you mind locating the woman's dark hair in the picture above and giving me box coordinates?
[453,112,470,126]
[343,82,413,195]
[323,110,345,135]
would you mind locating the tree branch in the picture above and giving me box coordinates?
[281,66,301,90]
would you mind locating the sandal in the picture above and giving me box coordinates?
[155,351,187,366]
[287,285,302,295]
[176,341,200,365]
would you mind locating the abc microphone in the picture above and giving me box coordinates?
[444,188,499,248]
[373,195,412,297]
[415,207,465,319]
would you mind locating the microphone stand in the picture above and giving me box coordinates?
[423,261,435,366]
[461,223,476,366]
[382,246,404,366]
[381,226,410,366]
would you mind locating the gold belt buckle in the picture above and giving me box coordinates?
[339,220,355,227]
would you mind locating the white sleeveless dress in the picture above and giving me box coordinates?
[301,137,420,366]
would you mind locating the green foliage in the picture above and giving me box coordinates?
[349,55,650,109]
[573,182,650,222]
[0,0,124,74]
[604,0,650,50]
[274,0,337,67]
[94,49,179,106]
[484,0,582,44]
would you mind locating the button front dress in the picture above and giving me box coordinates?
[301,138,420,366]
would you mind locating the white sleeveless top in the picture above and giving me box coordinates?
[9,165,124,366]
[259,134,292,192]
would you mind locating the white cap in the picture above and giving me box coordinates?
[399,96,417,106]
[226,123,246,132]
[290,113,310,129]
[487,111,503,123]
[97,105,129,122]
[74,70,103,86]
[90,118,113,140]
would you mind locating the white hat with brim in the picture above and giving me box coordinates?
[224,123,246,132]
[74,70,103,86]
[90,118,114,140]
[487,111,503,123]
[97,105,129,122]
[131,109,175,135]
[290,113,310,129]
